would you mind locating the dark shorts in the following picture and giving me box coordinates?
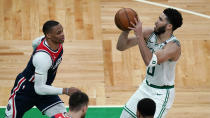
[6,73,63,118]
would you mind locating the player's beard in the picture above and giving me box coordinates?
[154,24,167,35]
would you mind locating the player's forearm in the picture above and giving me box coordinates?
[34,85,81,96]
[137,35,153,66]
[34,73,63,95]
[34,84,63,95]
[116,31,129,51]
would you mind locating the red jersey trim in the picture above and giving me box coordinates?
[36,39,63,62]
[52,113,72,118]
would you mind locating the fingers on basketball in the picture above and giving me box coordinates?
[114,8,138,31]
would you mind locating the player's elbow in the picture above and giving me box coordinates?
[145,61,150,66]
[32,40,40,50]
[116,45,126,51]
[32,41,37,50]
[145,55,154,66]
[117,47,124,51]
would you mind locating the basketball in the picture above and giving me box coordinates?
[114,8,138,31]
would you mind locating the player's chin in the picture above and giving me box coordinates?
[59,39,65,43]
[58,40,64,44]
[154,26,157,31]
[154,27,158,32]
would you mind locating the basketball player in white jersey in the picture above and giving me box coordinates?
[118,8,183,118]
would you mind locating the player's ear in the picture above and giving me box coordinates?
[167,23,173,30]
[82,105,88,112]
[81,106,85,112]
[46,33,52,39]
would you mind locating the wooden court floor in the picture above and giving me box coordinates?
[0,0,210,117]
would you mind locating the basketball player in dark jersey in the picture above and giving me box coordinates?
[5,20,80,118]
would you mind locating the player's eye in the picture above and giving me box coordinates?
[57,29,63,35]
[57,31,61,35]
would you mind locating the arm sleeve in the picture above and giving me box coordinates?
[32,52,63,95]
[32,36,45,50]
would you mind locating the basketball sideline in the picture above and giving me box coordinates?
[0,107,122,118]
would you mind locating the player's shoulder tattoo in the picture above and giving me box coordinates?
[172,40,180,47]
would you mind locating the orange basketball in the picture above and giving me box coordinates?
[114,8,138,31]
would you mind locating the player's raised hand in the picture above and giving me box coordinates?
[63,87,81,96]
[128,17,143,37]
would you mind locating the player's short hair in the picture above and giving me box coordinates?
[69,91,89,112]
[163,8,183,31]
[42,20,59,35]
[137,98,156,117]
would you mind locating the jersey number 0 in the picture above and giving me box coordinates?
[147,67,155,76]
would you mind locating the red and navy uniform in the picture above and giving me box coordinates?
[52,113,72,118]
[7,37,63,118]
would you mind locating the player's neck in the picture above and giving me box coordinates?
[143,116,153,118]
[46,38,59,50]
[157,31,173,43]
[68,111,82,118]
[139,114,154,118]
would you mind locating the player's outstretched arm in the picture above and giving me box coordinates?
[33,52,81,96]
[116,27,153,51]
[129,18,154,66]
[116,31,138,51]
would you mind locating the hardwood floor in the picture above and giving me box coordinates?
[0,0,210,117]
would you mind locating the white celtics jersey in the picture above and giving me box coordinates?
[145,32,179,86]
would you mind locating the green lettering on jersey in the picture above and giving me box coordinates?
[147,67,155,76]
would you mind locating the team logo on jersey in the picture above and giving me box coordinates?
[7,103,11,111]
[53,55,56,60]
[22,85,25,90]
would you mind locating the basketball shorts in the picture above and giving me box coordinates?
[5,73,65,118]
[120,79,175,118]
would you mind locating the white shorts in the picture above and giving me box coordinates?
[120,79,175,118]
